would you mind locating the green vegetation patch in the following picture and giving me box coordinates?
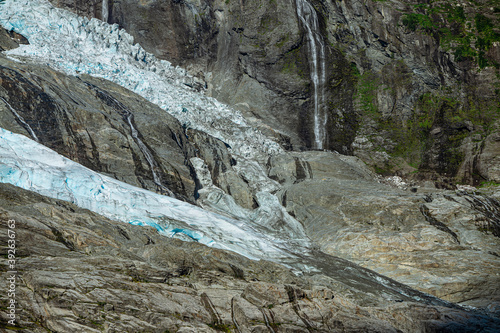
[401,2,500,68]
[207,322,232,332]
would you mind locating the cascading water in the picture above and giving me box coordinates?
[102,0,108,23]
[295,0,327,150]
[0,97,39,142]
[87,83,175,196]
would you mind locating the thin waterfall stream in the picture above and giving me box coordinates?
[86,83,175,197]
[102,0,108,23]
[0,97,39,142]
[295,0,327,150]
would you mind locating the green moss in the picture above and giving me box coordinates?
[475,13,493,33]
[259,15,280,34]
[374,164,394,176]
[280,46,307,80]
[276,33,290,48]
[402,13,435,32]
[400,3,500,68]
[207,323,231,332]
[356,71,379,116]
[479,180,500,188]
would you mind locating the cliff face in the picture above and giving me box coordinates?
[49,0,500,184]
[48,0,358,152]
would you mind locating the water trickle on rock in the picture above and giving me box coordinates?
[295,0,327,150]
[0,97,39,142]
[86,82,175,196]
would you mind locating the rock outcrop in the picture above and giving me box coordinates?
[2,183,499,332]
[0,53,256,207]
[270,150,500,312]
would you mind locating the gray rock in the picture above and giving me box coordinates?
[1,182,498,332]
[272,150,500,311]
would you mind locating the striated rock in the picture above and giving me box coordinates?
[1,183,499,332]
[272,150,500,311]
[0,54,257,207]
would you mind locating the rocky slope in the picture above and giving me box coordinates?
[270,151,500,311]
[2,183,499,333]
[0,52,259,207]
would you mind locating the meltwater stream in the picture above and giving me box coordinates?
[102,0,109,23]
[295,0,327,150]
[85,82,175,196]
[0,97,39,142]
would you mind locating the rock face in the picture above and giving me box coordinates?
[270,150,500,312]
[1,2,500,333]
[2,183,499,333]
[48,0,500,184]
[48,0,358,152]
[0,54,255,207]
[319,0,500,184]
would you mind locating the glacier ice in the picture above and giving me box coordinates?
[0,127,297,261]
[0,0,313,245]
[0,0,469,308]
[0,0,281,163]
[0,129,453,305]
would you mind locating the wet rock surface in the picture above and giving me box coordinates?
[1,5,500,333]
[1,183,499,333]
[47,0,500,183]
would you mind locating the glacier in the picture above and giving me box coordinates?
[0,0,281,162]
[0,127,296,262]
[0,0,309,243]
[0,129,454,305]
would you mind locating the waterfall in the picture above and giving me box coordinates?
[87,83,175,196]
[295,0,327,150]
[125,113,175,197]
[0,97,39,142]
[101,0,108,23]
